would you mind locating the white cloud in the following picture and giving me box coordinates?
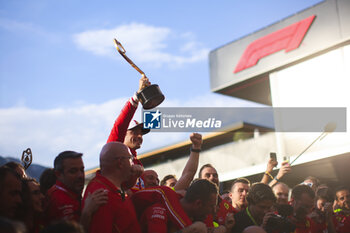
[0,93,260,169]
[73,23,209,67]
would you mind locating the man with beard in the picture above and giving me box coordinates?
[309,186,336,233]
[333,186,350,233]
[289,184,317,233]
[46,151,85,223]
[199,164,235,227]
[83,142,144,233]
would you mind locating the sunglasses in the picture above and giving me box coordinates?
[301,182,313,187]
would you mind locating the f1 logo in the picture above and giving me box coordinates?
[143,110,162,129]
[234,15,315,73]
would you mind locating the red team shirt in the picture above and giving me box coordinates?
[333,210,350,233]
[46,180,81,223]
[106,95,142,166]
[291,216,318,233]
[132,186,193,233]
[204,197,234,227]
[83,171,141,233]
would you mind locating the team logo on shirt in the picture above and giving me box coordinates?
[143,110,162,129]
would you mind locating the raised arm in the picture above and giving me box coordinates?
[268,161,291,187]
[261,158,277,184]
[173,133,202,191]
[106,75,150,143]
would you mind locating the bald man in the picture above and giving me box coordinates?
[272,182,289,205]
[83,142,143,233]
[140,170,160,188]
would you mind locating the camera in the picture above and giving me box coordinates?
[265,204,296,233]
[265,214,296,233]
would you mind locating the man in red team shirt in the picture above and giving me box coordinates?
[199,164,235,227]
[140,169,160,188]
[132,179,226,233]
[333,186,350,233]
[107,75,151,166]
[289,184,317,233]
[83,141,143,233]
[46,151,85,223]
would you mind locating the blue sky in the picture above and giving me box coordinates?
[0,0,323,169]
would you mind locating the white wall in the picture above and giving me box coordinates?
[269,45,350,164]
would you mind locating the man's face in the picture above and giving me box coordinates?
[15,166,26,178]
[316,198,327,212]
[165,178,177,188]
[124,127,143,150]
[57,157,85,195]
[292,193,315,220]
[0,174,22,218]
[200,167,219,186]
[28,181,45,213]
[250,199,274,222]
[230,182,250,207]
[193,193,218,221]
[118,153,134,182]
[273,184,289,205]
[142,170,159,188]
[336,189,350,210]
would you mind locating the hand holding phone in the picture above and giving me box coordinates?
[270,152,277,167]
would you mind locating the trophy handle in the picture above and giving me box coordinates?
[114,39,146,76]
[113,38,165,109]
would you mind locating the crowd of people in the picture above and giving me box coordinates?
[1,75,349,233]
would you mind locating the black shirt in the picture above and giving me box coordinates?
[231,208,256,233]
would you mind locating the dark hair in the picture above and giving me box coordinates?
[198,164,215,178]
[160,174,176,186]
[231,177,251,190]
[246,183,276,205]
[0,166,21,188]
[315,186,333,202]
[17,178,39,220]
[4,162,25,171]
[39,168,56,195]
[3,162,26,177]
[54,151,83,172]
[185,179,218,203]
[292,184,315,201]
[334,186,349,200]
[221,190,230,195]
